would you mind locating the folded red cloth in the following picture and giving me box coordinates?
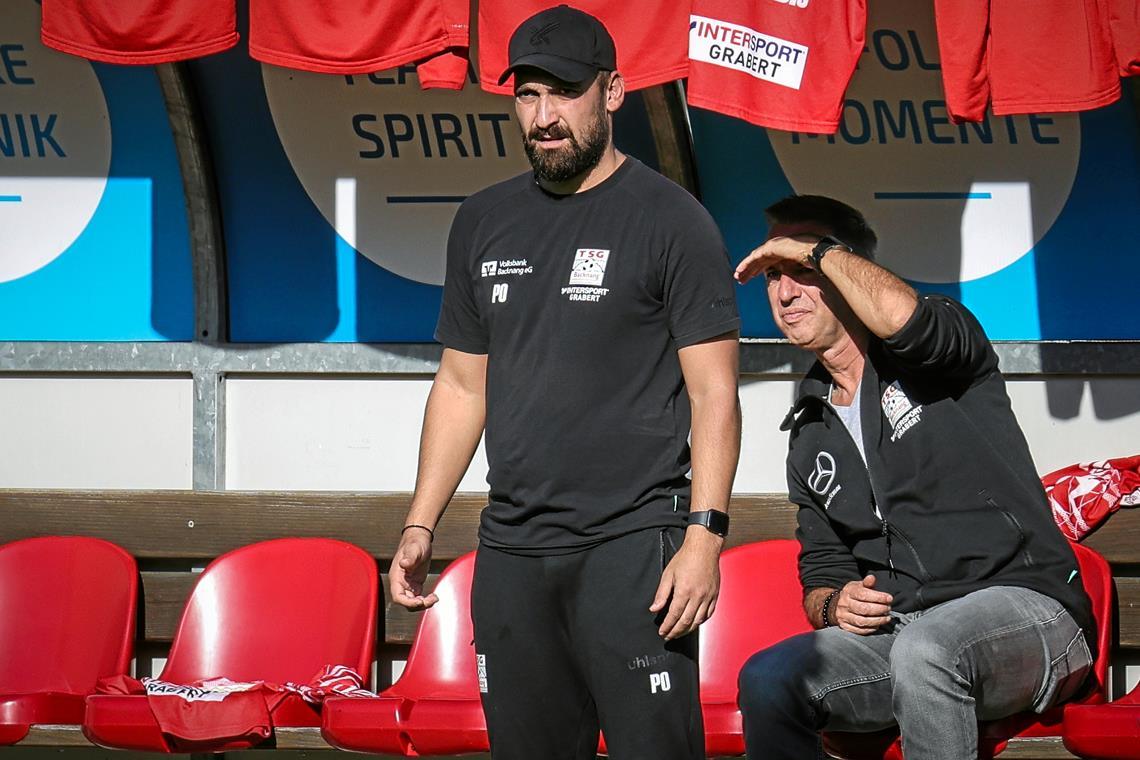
[280,664,378,703]
[95,666,376,751]
[1044,455,1140,541]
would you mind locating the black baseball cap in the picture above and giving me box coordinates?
[498,4,617,86]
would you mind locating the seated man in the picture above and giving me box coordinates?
[733,195,1094,759]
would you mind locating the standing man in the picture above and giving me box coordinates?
[388,6,742,759]
[734,195,1094,759]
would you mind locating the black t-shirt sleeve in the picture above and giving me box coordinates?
[434,203,489,354]
[659,199,741,348]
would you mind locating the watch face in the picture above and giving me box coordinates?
[707,510,729,536]
[690,510,729,536]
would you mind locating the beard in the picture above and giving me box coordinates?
[522,102,610,184]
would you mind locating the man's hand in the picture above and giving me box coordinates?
[834,574,893,634]
[389,528,439,610]
[650,528,722,641]
[734,235,818,284]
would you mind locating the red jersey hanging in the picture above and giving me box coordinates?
[934,0,1126,122]
[1105,0,1140,77]
[478,0,689,94]
[248,0,465,78]
[415,0,473,90]
[41,0,238,65]
[686,0,866,134]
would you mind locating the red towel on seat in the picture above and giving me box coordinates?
[1044,455,1140,541]
[96,667,376,752]
[279,664,378,703]
[96,675,274,752]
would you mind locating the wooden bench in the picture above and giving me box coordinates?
[2,490,1137,758]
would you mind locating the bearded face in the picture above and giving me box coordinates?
[521,84,610,184]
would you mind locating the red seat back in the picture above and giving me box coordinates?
[161,538,377,685]
[387,552,478,700]
[1068,543,1113,703]
[0,537,136,695]
[699,540,812,703]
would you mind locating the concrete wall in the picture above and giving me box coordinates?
[0,374,1121,493]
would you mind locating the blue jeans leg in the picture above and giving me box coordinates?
[738,627,896,760]
[737,587,1091,760]
[889,586,1092,760]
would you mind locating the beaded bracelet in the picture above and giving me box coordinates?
[821,589,841,627]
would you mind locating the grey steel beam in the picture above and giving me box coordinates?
[192,370,224,490]
[156,62,228,344]
[157,61,230,487]
[3,341,1139,377]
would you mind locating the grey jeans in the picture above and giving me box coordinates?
[738,586,1092,760]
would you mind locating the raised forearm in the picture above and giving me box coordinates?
[816,248,917,339]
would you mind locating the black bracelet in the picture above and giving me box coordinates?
[401,524,435,542]
[821,589,841,628]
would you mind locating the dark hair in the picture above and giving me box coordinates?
[764,195,878,260]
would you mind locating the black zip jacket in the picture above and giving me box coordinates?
[783,295,1094,640]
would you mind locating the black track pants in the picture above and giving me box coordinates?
[471,527,704,760]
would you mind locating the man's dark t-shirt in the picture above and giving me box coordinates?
[435,157,740,553]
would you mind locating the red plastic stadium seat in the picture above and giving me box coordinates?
[323,551,488,756]
[0,536,137,745]
[825,542,1114,760]
[699,539,813,757]
[325,541,814,757]
[84,538,377,753]
[1063,677,1140,757]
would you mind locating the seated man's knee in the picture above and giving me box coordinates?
[738,634,815,715]
[889,626,958,687]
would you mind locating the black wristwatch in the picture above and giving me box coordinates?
[687,509,730,537]
[809,235,850,272]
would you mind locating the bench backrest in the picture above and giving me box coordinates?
[1,490,1137,689]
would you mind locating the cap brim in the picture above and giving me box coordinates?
[497,54,598,86]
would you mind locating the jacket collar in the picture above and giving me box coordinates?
[780,343,883,433]
[780,361,833,432]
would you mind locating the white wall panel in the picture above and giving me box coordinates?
[224,376,1140,494]
[1007,378,1140,474]
[736,378,799,492]
[225,377,489,491]
[0,377,192,488]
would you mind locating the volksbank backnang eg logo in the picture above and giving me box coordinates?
[0,0,111,283]
[481,258,533,277]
